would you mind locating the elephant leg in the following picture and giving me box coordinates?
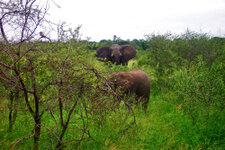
[121,61,128,65]
[120,57,127,65]
[142,98,149,112]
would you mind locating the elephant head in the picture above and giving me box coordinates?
[109,44,123,65]
[95,44,136,65]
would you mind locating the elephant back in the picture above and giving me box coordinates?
[109,68,150,111]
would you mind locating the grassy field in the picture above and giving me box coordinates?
[1,92,224,149]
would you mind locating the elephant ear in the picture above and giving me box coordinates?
[96,46,110,57]
[120,45,130,54]
[120,45,136,55]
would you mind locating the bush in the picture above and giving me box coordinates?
[170,56,225,147]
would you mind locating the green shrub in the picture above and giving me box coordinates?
[171,56,225,147]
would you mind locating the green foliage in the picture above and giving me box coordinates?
[95,38,147,51]
[1,30,225,149]
[172,56,225,111]
[170,56,225,148]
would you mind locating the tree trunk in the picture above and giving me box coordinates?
[8,90,13,132]
[34,117,41,150]
[8,89,19,132]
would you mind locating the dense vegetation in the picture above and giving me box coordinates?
[0,1,224,149]
[1,30,224,149]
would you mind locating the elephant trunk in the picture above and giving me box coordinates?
[111,52,122,65]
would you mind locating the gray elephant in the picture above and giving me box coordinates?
[95,44,136,65]
[109,68,151,111]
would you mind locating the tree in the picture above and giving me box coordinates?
[0,1,136,149]
[0,1,50,149]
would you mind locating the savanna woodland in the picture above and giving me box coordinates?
[0,0,224,150]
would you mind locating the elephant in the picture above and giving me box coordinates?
[95,44,136,65]
[109,68,151,111]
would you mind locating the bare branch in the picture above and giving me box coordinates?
[0,19,9,44]
[14,68,34,116]
[0,61,12,69]
[40,123,62,143]
[49,109,58,134]
[10,133,35,150]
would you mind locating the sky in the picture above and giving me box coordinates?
[47,0,225,42]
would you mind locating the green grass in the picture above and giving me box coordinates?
[1,92,223,149]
